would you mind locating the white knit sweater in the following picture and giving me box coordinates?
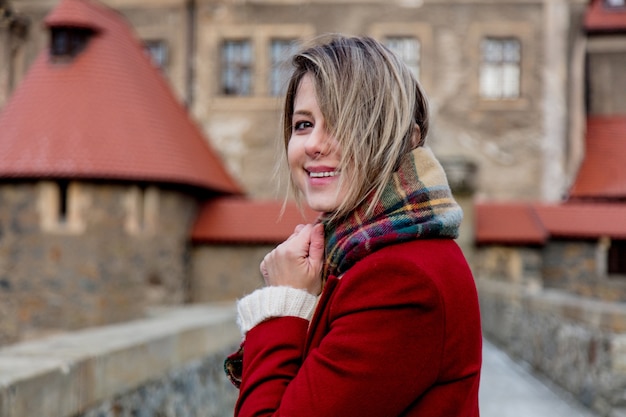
[237,286,318,336]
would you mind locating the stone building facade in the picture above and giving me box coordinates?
[0,0,29,108]
[193,0,589,203]
[5,0,589,203]
[0,0,243,345]
[0,182,200,342]
[474,1,626,411]
[0,0,625,413]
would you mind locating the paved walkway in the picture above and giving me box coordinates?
[480,339,599,417]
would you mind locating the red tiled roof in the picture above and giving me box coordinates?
[569,116,626,199]
[474,202,547,245]
[585,0,626,33]
[191,198,320,244]
[0,0,241,195]
[45,0,107,30]
[535,203,626,239]
[475,201,626,245]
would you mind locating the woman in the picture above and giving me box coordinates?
[225,34,482,416]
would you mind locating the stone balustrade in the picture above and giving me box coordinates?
[0,303,240,417]
[478,278,626,417]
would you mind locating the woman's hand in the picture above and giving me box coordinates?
[260,223,325,295]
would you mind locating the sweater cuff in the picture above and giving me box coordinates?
[236,286,318,336]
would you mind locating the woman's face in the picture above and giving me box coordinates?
[288,74,348,213]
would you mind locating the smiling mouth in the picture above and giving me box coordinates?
[309,171,339,178]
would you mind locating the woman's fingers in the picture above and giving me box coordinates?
[259,223,325,294]
[286,224,306,241]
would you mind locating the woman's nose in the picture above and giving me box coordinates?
[304,127,329,158]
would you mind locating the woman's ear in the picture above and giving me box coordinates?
[411,123,422,149]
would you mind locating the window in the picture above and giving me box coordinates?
[39,181,85,234]
[125,185,158,235]
[50,26,94,59]
[480,37,521,100]
[57,180,69,224]
[608,239,626,275]
[144,40,168,70]
[384,36,421,80]
[270,39,298,96]
[605,0,625,8]
[204,24,314,101]
[221,39,253,96]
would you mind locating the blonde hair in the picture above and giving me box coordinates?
[282,34,429,219]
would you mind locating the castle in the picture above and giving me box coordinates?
[0,0,314,344]
[2,0,626,412]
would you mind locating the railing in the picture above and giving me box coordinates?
[0,303,240,417]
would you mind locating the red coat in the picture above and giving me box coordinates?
[235,239,482,416]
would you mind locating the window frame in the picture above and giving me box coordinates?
[605,0,626,9]
[383,35,421,81]
[479,36,522,101]
[269,38,299,97]
[370,23,434,91]
[143,39,169,70]
[38,181,85,234]
[220,38,254,96]
[608,239,626,276]
[124,185,159,236]
[50,26,93,60]
[468,21,534,111]
[200,24,314,105]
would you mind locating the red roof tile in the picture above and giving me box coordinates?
[475,201,626,245]
[535,203,626,239]
[0,0,241,195]
[45,0,107,30]
[585,0,626,33]
[474,202,547,245]
[191,198,320,244]
[569,116,626,199]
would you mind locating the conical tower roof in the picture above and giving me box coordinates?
[0,0,241,195]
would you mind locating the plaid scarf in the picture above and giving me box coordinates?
[321,146,463,280]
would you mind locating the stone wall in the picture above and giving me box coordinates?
[478,279,626,417]
[478,240,626,302]
[587,42,626,115]
[475,245,543,289]
[11,0,585,203]
[0,0,30,109]
[0,181,199,345]
[542,240,598,289]
[194,0,554,200]
[0,303,240,417]
[190,244,270,302]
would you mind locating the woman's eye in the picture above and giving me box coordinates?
[294,121,313,131]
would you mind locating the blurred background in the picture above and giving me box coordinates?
[0,0,625,415]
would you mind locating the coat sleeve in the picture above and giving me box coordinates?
[235,254,447,417]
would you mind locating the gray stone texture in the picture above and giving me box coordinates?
[79,354,238,417]
[479,279,626,417]
[0,304,240,417]
[0,182,199,345]
[190,245,270,302]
